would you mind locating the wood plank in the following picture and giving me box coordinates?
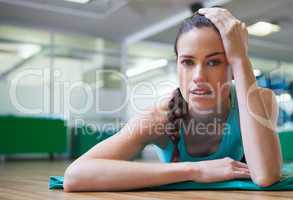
[0,160,293,200]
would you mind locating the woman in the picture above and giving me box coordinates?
[63,8,282,192]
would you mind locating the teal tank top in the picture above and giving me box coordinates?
[154,85,244,163]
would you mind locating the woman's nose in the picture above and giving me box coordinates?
[192,65,207,83]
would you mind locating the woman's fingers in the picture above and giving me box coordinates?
[237,167,250,174]
[233,170,251,179]
[205,13,226,30]
[198,7,233,18]
[198,7,229,14]
[234,161,249,169]
[198,7,238,32]
[232,165,251,179]
[227,160,251,179]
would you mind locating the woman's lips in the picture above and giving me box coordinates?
[190,88,212,96]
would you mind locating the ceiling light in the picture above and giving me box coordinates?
[126,59,168,77]
[63,0,92,4]
[247,21,280,37]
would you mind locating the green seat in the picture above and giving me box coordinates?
[0,115,67,155]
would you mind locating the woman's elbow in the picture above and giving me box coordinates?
[63,165,81,192]
[253,172,282,187]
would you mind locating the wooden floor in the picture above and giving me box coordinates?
[1,160,293,200]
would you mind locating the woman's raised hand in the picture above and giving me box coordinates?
[198,7,248,66]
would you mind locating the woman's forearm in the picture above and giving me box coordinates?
[233,57,282,186]
[63,159,192,192]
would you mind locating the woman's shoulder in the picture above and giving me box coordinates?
[128,92,173,147]
[140,92,173,123]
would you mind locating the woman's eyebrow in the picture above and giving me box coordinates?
[205,52,225,58]
[179,52,225,59]
[179,55,194,58]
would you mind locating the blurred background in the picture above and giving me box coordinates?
[0,0,293,161]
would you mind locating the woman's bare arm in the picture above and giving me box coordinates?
[64,158,191,192]
[63,98,194,192]
[233,58,282,186]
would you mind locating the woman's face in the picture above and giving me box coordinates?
[176,27,231,115]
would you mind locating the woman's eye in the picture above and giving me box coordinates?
[181,59,194,66]
[206,59,222,67]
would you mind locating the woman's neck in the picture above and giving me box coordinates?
[182,99,230,137]
[186,97,231,125]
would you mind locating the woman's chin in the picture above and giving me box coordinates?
[189,101,216,115]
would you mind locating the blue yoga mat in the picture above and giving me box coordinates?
[49,162,293,191]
